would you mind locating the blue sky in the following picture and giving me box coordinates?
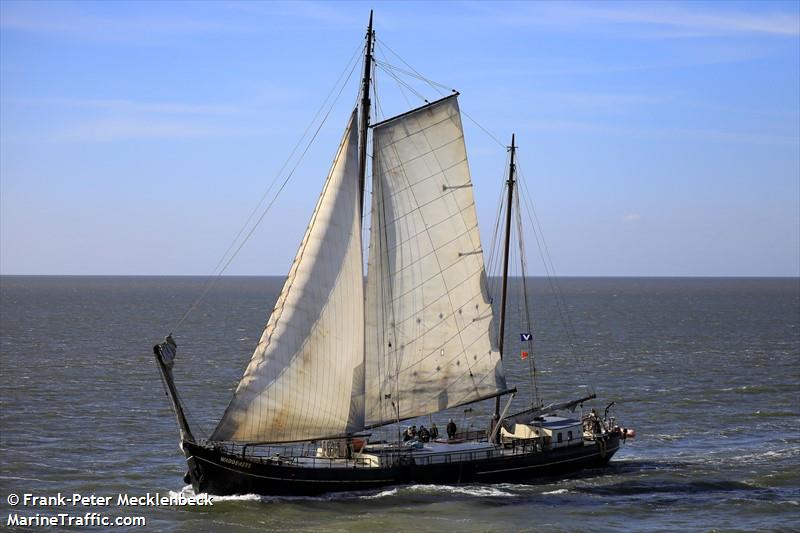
[1,0,798,276]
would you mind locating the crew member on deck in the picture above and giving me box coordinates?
[590,408,602,434]
[447,418,457,439]
[418,425,430,442]
[430,423,439,440]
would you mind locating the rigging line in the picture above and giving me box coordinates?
[462,110,506,149]
[374,59,454,91]
[516,195,541,407]
[517,179,573,350]
[376,38,502,149]
[516,166,592,390]
[486,195,504,306]
[514,186,541,407]
[516,171,576,348]
[209,41,364,280]
[487,201,503,275]
[375,62,428,104]
[376,36,505,150]
[372,56,384,122]
[152,359,208,437]
[374,43,414,111]
[486,176,508,313]
[375,37,452,94]
[170,43,362,335]
[364,56,378,249]
[169,373,210,438]
[486,151,511,300]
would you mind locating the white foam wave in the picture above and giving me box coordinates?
[542,489,569,495]
[177,482,521,503]
[361,488,399,499]
[655,434,683,441]
[398,484,514,497]
[175,486,266,503]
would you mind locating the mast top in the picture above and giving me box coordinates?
[508,133,516,184]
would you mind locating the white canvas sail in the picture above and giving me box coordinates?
[364,95,507,428]
[211,110,364,443]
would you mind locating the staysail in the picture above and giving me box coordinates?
[211,110,364,443]
[364,95,507,428]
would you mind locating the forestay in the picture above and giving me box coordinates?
[364,95,507,428]
[211,111,365,443]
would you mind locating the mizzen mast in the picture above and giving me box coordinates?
[358,10,374,216]
[495,133,516,418]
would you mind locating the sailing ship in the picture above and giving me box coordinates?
[153,13,632,497]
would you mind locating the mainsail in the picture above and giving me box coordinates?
[364,95,507,428]
[211,111,364,443]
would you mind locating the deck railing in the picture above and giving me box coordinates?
[202,434,595,470]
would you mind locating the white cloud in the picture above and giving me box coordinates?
[573,2,800,37]
[12,98,240,115]
[533,90,674,107]
[459,1,800,39]
[521,119,799,147]
[624,213,642,222]
[0,3,246,44]
[51,118,219,142]
[2,97,245,143]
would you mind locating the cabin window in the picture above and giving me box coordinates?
[568,431,573,441]
[557,432,563,443]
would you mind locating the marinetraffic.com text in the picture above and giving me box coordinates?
[5,491,214,528]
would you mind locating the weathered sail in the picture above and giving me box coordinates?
[364,95,507,428]
[211,111,364,443]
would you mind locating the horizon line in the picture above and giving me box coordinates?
[1,273,798,279]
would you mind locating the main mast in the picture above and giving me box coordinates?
[358,11,374,216]
[495,133,516,418]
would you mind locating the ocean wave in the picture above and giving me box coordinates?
[393,484,515,498]
[719,384,797,394]
[577,479,760,496]
[361,488,399,499]
[175,483,514,503]
[654,434,684,442]
[752,410,797,418]
[542,488,569,495]
[172,486,261,502]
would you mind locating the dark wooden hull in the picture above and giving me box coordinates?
[183,435,620,496]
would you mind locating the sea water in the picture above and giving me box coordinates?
[1,276,798,531]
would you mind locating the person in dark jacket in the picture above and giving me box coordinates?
[430,423,439,440]
[418,425,430,442]
[446,418,457,439]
